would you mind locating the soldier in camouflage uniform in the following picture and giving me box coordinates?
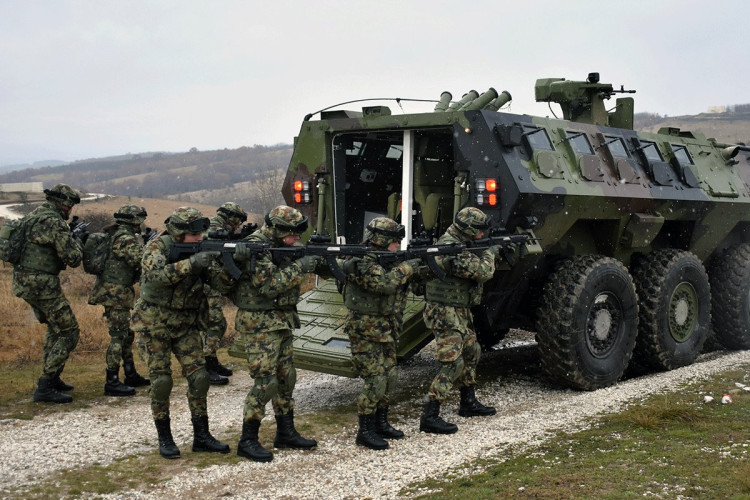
[202,201,248,385]
[88,205,150,397]
[340,217,423,450]
[131,207,232,459]
[420,207,500,434]
[230,205,323,462]
[12,184,83,404]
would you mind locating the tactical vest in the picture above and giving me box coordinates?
[232,232,301,311]
[139,235,205,310]
[17,207,65,274]
[100,227,139,286]
[343,255,403,315]
[424,232,483,307]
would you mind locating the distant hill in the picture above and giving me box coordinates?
[633,111,750,145]
[0,144,293,215]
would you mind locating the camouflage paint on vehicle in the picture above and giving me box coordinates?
[256,73,750,390]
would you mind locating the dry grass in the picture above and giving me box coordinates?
[0,264,239,365]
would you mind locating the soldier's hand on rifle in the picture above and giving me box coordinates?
[297,255,324,273]
[398,258,424,276]
[233,242,254,263]
[341,256,361,275]
[486,245,503,259]
[189,251,219,274]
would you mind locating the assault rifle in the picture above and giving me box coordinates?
[168,240,248,279]
[69,216,90,244]
[466,227,539,266]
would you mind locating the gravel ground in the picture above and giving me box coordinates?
[2,331,749,499]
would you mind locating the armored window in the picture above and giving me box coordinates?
[604,136,629,158]
[671,145,694,166]
[566,131,594,155]
[640,141,663,161]
[522,126,554,151]
[385,145,403,160]
[346,140,364,157]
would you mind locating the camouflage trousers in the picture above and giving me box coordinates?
[23,294,80,379]
[238,327,296,422]
[131,300,209,420]
[201,293,227,358]
[103,306,135,371]
[345,313,399,415]
[424,304,480,402]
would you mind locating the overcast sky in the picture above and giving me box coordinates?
[1,0,748,166]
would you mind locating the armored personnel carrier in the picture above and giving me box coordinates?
[266,73,750,390]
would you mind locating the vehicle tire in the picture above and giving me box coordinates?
[632,249,710,370]
[708,243,750,349]
[535,255,639,390]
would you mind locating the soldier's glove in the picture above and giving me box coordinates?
[341,257,361,275]
[297,255,324,273]
[486,245,503,259]
[189,251,219,275]
[398,258,424,276]
[233,243,254,263]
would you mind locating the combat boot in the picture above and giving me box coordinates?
[207,355,233,377]
[458,386,497,417]
[419,399,458,434]
[191,415,230,453]
[52,372,74,392]
[356,414,389,450]
[154,417,180,459]
[33,375,73,404]
[237,419,273,462]
[273,411,317,449]
[123,361,150,387]
[104,369,135,397]
[205,356,229,386]
[375,406,404,439]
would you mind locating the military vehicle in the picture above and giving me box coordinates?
[244,73,750,390]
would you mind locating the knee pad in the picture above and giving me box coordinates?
[252,375,279,404]
[188,368,210,397]
[151,374,173,401]
[370,375,387,402]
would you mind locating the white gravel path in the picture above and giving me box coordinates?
[1,332,748,499]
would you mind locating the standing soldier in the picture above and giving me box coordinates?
[203,202,248,385]
[231,205,322,462]
[12,184,83,404]
[420,207,500,434]
[131,207,231,459]
[88,205,150,397]
[339,217,423,450]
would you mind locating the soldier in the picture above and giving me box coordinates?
[203,202,248,385]
[231,205,322,462]
[339,217,423,450]
[419,207,500,434]
[88,205,150,397]
[131,207,231,459]
[12,184,83,404]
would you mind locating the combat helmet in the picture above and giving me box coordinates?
[453,207,490,239]
[264,205,308,239]
[364,217,405,249]
[164,206,210,237]
[217,202,247,223]
[44,183,81,208]
[114,205,147,228]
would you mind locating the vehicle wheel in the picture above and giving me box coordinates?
[632,249,710,370]
[708,243,750,349]
[535,255,638,390]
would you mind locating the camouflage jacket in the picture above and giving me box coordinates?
[342,253,412,316]
[88,224,143,308]
[139,234,233,310]
[230,230,306,332]
[12,202,82,300]
[424,225,496,308]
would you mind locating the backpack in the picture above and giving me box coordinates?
[0,218,27,264]
[83,232,111,275]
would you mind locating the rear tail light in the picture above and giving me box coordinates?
[293,179,312,204]
[475,178,498,206]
